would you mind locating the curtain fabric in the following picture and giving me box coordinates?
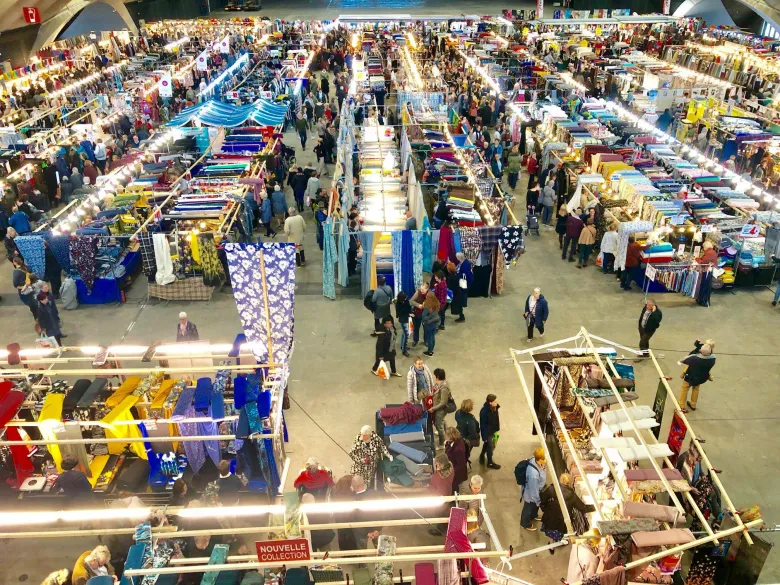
[198,233,226,287]
[391,231,403,296]
[423,229,433,273]
[401,230,416,296]
[444,506,489,584]
[412,230,424,290]
[337,216,349,287]
[152,233,175,286]
[15,235,46,279]
[498,226,524,269]
[70,235,100,292]
[322,217,337,300]
[138,232,157,280]
[225,242,296,366]
[42,232,72,273]
[357,231,380,298]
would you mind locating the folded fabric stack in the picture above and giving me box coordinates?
[640,242,674,264]
[624,468,692,494]
[379,402,424,426]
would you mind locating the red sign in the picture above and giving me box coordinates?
[23,7,41,24]
[255,538,310,563]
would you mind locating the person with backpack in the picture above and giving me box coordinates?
[429,368,452,447]
[369,276,393,336]
[518,448,547,531]
[479,394,501,470]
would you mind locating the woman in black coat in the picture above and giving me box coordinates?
[555,205,568,249]
[372,316,400,377]
[526,176,541,215]
[540,472,595,546]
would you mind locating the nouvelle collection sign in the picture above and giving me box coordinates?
[255,538,311,563]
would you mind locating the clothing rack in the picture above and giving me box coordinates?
[642,261,713,307]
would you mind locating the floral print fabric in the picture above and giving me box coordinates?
[412,230,424,290]
[498,226,524,269]
[69,236,99,292]
[198,233,226,287]
[459,227,482,263]
[225,242,296,366]
[15,235,46,279]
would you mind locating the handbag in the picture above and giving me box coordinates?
[459,275,468,289]
[524,312,533,327]
[446,395,457,413]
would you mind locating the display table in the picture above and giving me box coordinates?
[76,250,142,305]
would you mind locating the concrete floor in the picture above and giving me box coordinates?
[1,124,780,584]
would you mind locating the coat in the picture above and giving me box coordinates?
[407,363,435,403]
[507,152,523,174]
[271,190,287,215]
[455,409,480,444]
[37,301,61,338]
[522,459,546,504]
[542,184,557,207]
[625,242,644,268]
[284,215,306,247]
[682,343,716,385]
[176,321,200,342]
[260,198,273,223]
[540,484,594,534]
[446,438,469,487]
[305,176,321,200]
[565,215,584,239]
[525,294,549,323]
[72,550,116,585]
[578,224,597,245]
[639,306,663,334]
[375,326,396,360]
[372,284,393,319]
[479,403,500,440]
[430,380,451,416]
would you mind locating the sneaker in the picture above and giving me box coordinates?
[391,372,402,377]
[686,401,697,411]
[487,462,501,469]
[370,370,378,376]
[423,351,434,357]
[539,332,544,338]
[526,338,533,343]
[523,526,538,532]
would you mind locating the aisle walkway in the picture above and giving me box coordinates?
[1,128,780,583]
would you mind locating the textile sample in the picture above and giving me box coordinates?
[567,544,599,584]
[15,235,46,279]
[616,221,654,270]
[401,230,415,296]
[411,230,424,290]
[375,535,397,585]
[322,217,337,300]
[138,232,157,280]
[444,506,488,584]
[337,216,349,287]
[225,242,296,366]
[498,226,523,268]
[42,232,71,273]
[356,231,380,298]
[69,235,99,292]
[391,230,403,296]
[459,227,482,263]
[198,233,225,287]
[152,233,175,286]
[597,518,658,535]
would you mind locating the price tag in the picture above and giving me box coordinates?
[671,214,685,225]
[693,245,701,257]
[701,224,715,233]
[678,243,686,255]
[740,224,761,238]
[645,264,657,281]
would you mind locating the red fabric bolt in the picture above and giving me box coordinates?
[444,506,489,584]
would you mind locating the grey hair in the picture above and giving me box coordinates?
[305,456,319,470]
[470,475,484,488]
[288,207,297,215]
[456,252,465,261]
[87,545,111,565]
[533,287,541,294]
[360,425,373,436]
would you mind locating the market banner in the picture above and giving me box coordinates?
[666,412,687,467]
[651,380,667,438]
[220,35,231,54]
[196,49,209,72]
[159,73,173,97]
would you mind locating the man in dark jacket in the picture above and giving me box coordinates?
[638,299,662,354]
[372,316,400,377]
[562,210,584,262]
[217,460,242,505]
[288,167,308,213]
[371,276,394,335]
[524,287,549,342]
[479,394,501,469]
[621,236,644,290]
[679,340,716,411]
[53,455,93,505]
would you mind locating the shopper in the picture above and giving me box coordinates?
[371,275,394,334]
[523,287,549,343]
[479,394,501,470]
[455,399,480,459]
[540,473,594,545]
[520,448,547,531]
[562,209,584,262]
[71,545,115,585]
[421,291,441,357]
[432,270,448,330]
[429,453,455,496]
[37,292,63,345]
[406,356,435,404]
[12,256,38,321]
[409,282,429,346]
[216,459,242,506]
[348,425,391,489]
[429,368,451,446]
[577,218,597,268]
[506,144,522,190]
[176,311,199,342]
[452,252,472,323]
[678,340,716,411]
[271,184,287,230]
[621,235,643,290]
[395,291,412,357]
[284,207,307,267]
[52,455,93,504]
[541,178,557,225]
[260,191,276,238]
[555,206,568,249]
[600,223,618,273]
[289,167,308,212]
[526,175,541,215]
[295,113,308,149]
[372,316,401,377]
[293,456,335,498]
[638,299,663,355]
[445,427,469,488]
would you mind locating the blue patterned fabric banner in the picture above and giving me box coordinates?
[391,231,403,296]
[337,216,349,287]
[412,231,424,290]
[15,235,46,279]
[401,230,416,296]
[323,217,337,300]
[225,243,296,366]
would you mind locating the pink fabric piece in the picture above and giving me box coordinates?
[444,506,489,584]
[624,468,682,482]
[437,227,456,263]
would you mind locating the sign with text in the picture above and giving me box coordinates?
[23,7,40,23]
[256,539,310,563]
[645,264,657,282]
[740,223,761,238]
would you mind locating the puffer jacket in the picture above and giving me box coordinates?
[507,151,523,174]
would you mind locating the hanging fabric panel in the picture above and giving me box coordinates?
[401,230,416,296]
[224,242,296,366]
[322,217,337,300]
[138,232,157,280]
[70,236,99,292]
[357,231,380,298]
[337,216,349,287]
[152,233,175,286]
[15,235,46,279]
[391,231,403,296]
[412,230,424,290]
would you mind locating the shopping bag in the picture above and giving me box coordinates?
[376,359,391,380]
[408,316,414,335]
[36,335,59,349]
[459,275,468,289]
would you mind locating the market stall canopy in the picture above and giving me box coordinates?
[167,99,288,129]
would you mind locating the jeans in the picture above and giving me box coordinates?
[621,267,633,289]
[480,438,494,463]
[96,159,106,174]
[541,205,553,225]
[774,282,780,303]
[298,130,307,149]
[373,355,397,374]
[638,327,655,351]
[400,321,409,354]
[295,249,306,266]
[679,380,701,408]
[438,308,446,328]
[423,323,437,353]
[578,244,593,265]
[412,315,422,343]
[602,252,615,273]
[508,171,519,190]
[562,236,576,260]
[520,501,539,528]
